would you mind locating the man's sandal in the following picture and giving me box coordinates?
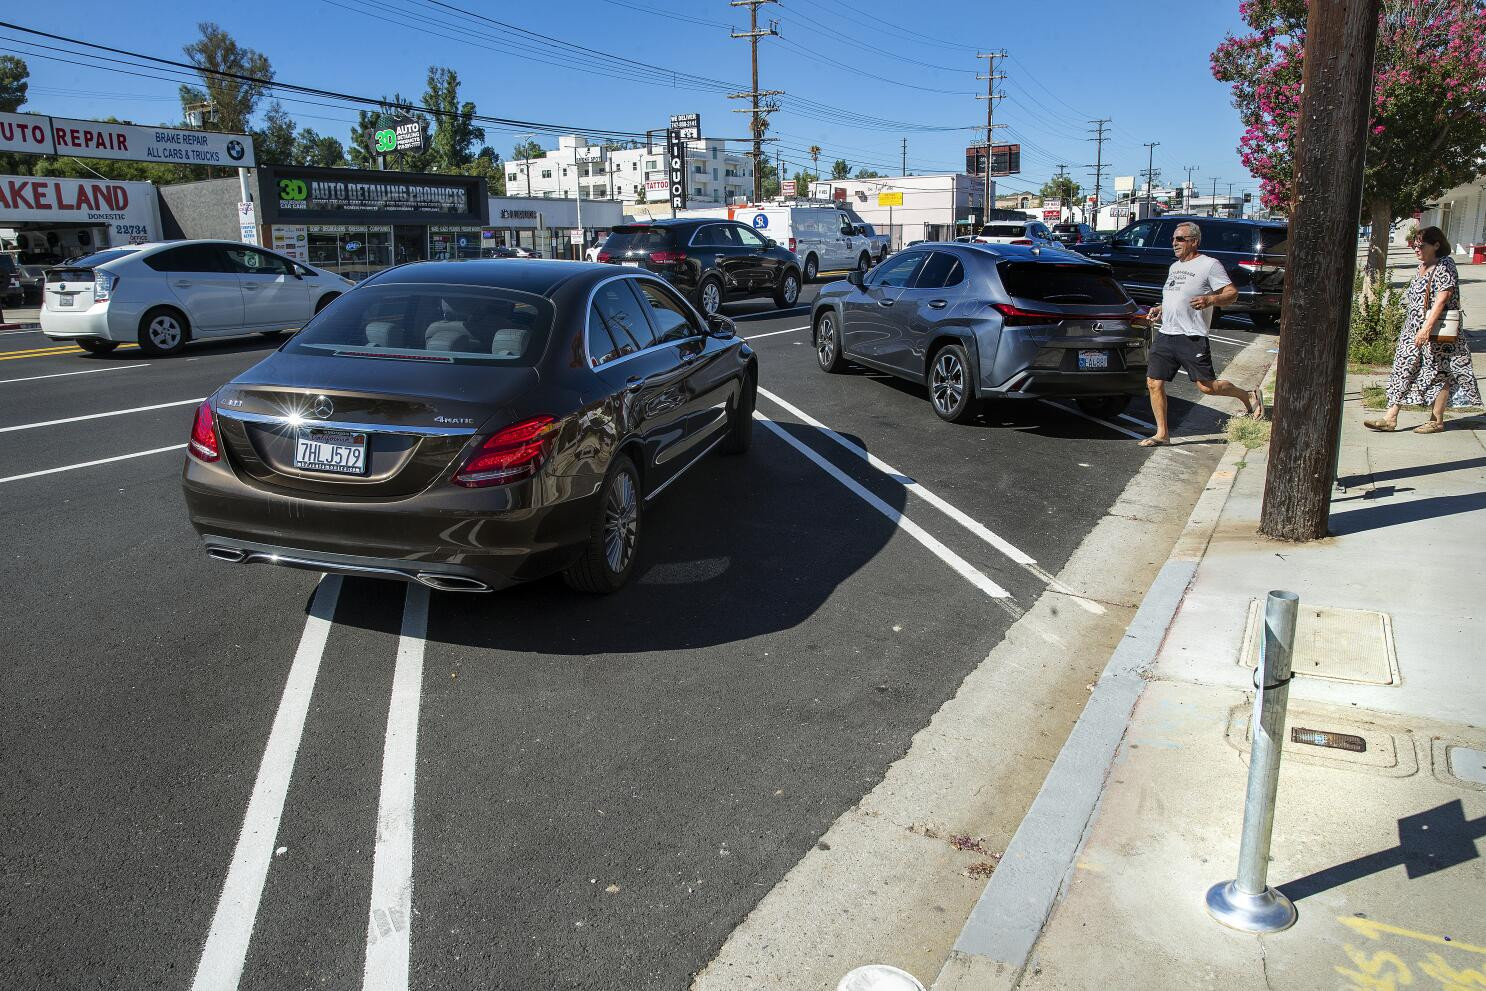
[1138,437,1169,447]
[1247,388,1266,421]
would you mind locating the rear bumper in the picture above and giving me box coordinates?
[986,369,1148,398]
[182,456,599,590]
[40,301,144,341]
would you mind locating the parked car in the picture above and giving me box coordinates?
[0,253,22,306]
[598,218,803,317]
[1072,215,1287,328]
[39,240,355,356]
[182,261,758,594]
[1050,223,1098,246]
[811,242,1148,423]
[692,205,875,282]
[972,220,1062,249]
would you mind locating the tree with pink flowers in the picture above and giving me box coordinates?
[1212,0,1486,282]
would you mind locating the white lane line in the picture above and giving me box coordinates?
[0,396,203,433]
[757,387,1106,615]
[362,584,430,991]
[755,411,1010,599]
[742,325,810,341]
[1118,412,1157,431]
[0,364,149,385]
[192,575,343,991]
[0,443,186,484]
[0,328,46,336]
[1040,399,1196,457]
[1208,334,1250,346]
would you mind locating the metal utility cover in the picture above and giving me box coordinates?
[1448,746,1486,786]
[1238,600,1398,685]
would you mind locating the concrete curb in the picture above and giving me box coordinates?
[930,437,1252,991]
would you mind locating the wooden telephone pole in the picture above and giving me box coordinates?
[730,0,781,202]
[1260,0,1382,541]
[976,51,1007,225]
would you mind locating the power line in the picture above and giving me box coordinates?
[975,50,1007,226]
[1086,118,1112,224]
[730,0,782,202]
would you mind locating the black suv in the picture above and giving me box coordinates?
[1073,215,1287,328]
[599,219,803,316]
[1050,223,1098,246]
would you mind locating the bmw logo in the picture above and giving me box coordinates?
[226,139,246,161]
[311,395,335,419]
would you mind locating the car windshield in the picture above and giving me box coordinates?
[55,248,138,268]
[284,283,555,365]
[604,228,671,253]
[982,224,1028,237]
[997,262,1131,306]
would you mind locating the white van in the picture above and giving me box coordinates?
[735,206,876,281]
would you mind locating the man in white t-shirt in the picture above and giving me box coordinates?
[1141,221,1264,446]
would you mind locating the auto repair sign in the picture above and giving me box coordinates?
[0,175,162,242]
[0,112,256,167]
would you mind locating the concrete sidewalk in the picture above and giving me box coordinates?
[934,327,1486,986]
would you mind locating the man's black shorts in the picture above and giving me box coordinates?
[1148,333,1217,383]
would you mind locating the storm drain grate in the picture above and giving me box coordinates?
[1238,601,1398,685]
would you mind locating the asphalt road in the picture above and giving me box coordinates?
[0,284,1273,990]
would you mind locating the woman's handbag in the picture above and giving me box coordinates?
[1424,269,1463,342]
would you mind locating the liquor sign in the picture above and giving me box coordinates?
[666,129,688,210]
[0,111,254,166]
[964,143,1021,178]
[668,113,701,141]
[0,174,161,244]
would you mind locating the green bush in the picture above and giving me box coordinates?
[1348,270,1404,366]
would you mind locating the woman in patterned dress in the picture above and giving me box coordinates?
[1365,226,1481,434]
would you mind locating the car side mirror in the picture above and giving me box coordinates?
[846,270,865,288]
[706,313,737,339]
[764,237,777,248]
[840,226,854,236]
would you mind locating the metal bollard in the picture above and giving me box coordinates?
[1205,589,1300,933]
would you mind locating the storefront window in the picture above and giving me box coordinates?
[430,227,486,260]
[307,225,394,281]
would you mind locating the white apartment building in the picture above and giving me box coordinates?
[506,134,754,206]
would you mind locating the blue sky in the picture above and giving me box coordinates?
[5,0,1259,199]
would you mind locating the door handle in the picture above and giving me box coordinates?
[877,299,895,307]
[243,284,260,291]
[928,299,948,309]
[626,376,644,392]
[173,280,192,288]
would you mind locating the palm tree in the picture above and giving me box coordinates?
[809,145,821,179]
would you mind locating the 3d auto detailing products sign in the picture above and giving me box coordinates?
[0,175,160,243]
[276,175,469,215]
[0,112,255,167]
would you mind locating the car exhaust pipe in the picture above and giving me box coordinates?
[414,573,491,593]
[207,546,249,563]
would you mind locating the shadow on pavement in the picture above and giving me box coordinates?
[1329,490,1486,536]
[1278,799,1485,901]
[1337,455,1486,488]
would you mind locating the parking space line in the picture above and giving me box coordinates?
[742,325,810,341]
[0,396,204,433]
[192,575,343,991]
[1208,333,1250,346]
[754,410,1010,599]
[1040,400,1196,457]
[0,443,187,484]
[1117,412,1157,431]
[0,364,148,385]
[361,584,430,991]
[757,388,1107,615]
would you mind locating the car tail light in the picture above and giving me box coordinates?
[788,237,797,252]
[1009,238,1033,246]
[94,271,118,302]
[597,251,611,262]
[648,250,686,264]
[453,415,559,487]
[188,401,220,463]
[1237,259,1262,270]
[992,303,1064,326]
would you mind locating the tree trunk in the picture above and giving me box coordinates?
[1364,198,1394,288]
[1259,0,1382,542]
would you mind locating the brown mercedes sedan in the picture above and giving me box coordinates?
[182,260,758,593]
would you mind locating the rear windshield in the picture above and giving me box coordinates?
[1052,224,1079,233]
[53,248,138,269]
[1257,227,1289,255]
[981,224,1028,237]
[604,228,673,254]
[285,283,555,365]
[997,262,1131,306]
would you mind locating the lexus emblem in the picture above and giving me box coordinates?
[310,395,335,419]
[1093,321,1105,333]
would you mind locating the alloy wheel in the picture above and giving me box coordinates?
[701,282,722,315]
[148,315,183,350]
[783,274,799,304]
[602,471,639,574]
[931,351,965,415]
[817,315,837,367]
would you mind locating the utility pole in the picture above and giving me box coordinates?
[901,137,907,177]
[1054,163,1069,218]
[1210,176,1220,216]
[1142,141,1160,218]
[1183,164,1198,208]
[1261,0,1382,541]
[1085,118,1111,230]
[730,0,782,202]
[976,50,1007,228]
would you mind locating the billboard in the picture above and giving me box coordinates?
[668,113,701,141]
[964,144,1021,177]
[0,112,255,167]
[0,174,161,243]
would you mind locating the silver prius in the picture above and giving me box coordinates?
[40,240,354,356]
[809,242,1149,423]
